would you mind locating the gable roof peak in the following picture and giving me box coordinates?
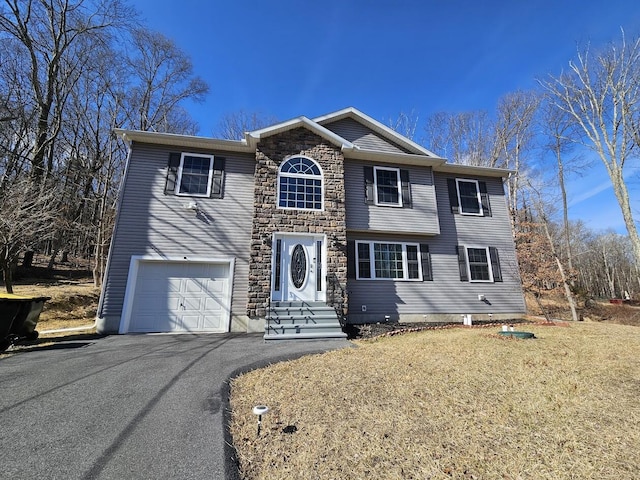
[246,115,355,150]
[312,107,438,157]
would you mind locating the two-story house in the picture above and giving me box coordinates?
[96,107,526,339]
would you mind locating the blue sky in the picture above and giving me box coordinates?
[133,0,640,233]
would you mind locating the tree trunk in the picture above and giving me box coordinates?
[541,214,578,321]
[22,251,34,268]
[31,106,52,181]
[556,147,573,271]
[610,169,640,267]
[47,249,59,270]
[2,261,14,294]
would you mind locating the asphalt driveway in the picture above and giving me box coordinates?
[0,333,350,479]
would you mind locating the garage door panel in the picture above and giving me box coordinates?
[166,294,182,310]
[130,314,158,332]
[182,297,203,312]
[205,279,225,293]
[204,296,223,311]
[126,260,231,333]
[166,278,183,292]
[202,315,222,330]
[181,315,201,331]
[184,278,207,293]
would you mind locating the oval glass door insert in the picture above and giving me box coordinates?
[291,244,307,288]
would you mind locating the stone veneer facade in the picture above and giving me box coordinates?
[247,128,348,318]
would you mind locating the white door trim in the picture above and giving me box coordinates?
[119,255,235,334]
[271,233,326,302]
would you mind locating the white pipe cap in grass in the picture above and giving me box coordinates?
[253,405,269,416]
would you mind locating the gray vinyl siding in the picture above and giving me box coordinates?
[99,143,255,330]
[323,118,412,153]
[347,173,525,322]
[344,160,440,235]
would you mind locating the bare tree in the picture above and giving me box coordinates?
[0,0,133,180]
[388,110,420,141]
[215,110,279,140]
[540,32,640,266]
[526,182,579,321]
[514,216,564,320]
[539,95,587,272]
[123,28,208,134]
[424,110,496,166]
[494,90,540,218]
[0,178,58,292]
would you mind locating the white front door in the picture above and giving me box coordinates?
[272,235,324,302]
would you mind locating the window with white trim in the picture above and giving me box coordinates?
[278,156,323,210]
[164,152,225,198]
[356,241,421,280]
[457,245,503,283]
[176,153,214,197]
[467,247,491,281]
[374,166,401,206]
[447,178,492,216]
[364,166,412,208]
[456,179,482,215]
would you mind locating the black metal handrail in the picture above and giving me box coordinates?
[326,273,346,327]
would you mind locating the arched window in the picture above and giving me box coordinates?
[277,156,323,210]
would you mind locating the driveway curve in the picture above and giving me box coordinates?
[0,333,350,479]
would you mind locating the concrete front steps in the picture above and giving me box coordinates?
[264,301,347,340]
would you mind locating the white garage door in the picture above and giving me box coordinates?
[127,261,231,333]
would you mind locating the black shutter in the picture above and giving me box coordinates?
[346,240,356,279]
[489,247,502,282]
[457,245,468,281]
[364,166,374,204]
[400,169,412,208]
[479,181,491,217]
[420,244,432,281]
[164,152,181,195]
[210,156,225,198]
[447,178,459,214]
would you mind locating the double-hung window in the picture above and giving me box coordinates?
[447,178,491,216]
[164,152,225,198]
[374,166,401,206]
[177,154,214,197]
[456,179,482,215]
[364,166,412,208]
[457,245,503,283]
[278,156,323,210]
[355,241,430,281]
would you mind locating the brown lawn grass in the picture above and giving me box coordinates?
[10,281,99,333]
[1,280,99,358]
[229,322,640,480]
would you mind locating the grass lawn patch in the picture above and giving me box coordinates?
[229,322,640,479]
[1,281,99,358]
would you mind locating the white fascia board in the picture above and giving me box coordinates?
[114,129,254,153]
[434,163,514,178]
[248,116,355,150]
[345,147,447,167]
[313,106,439,157]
